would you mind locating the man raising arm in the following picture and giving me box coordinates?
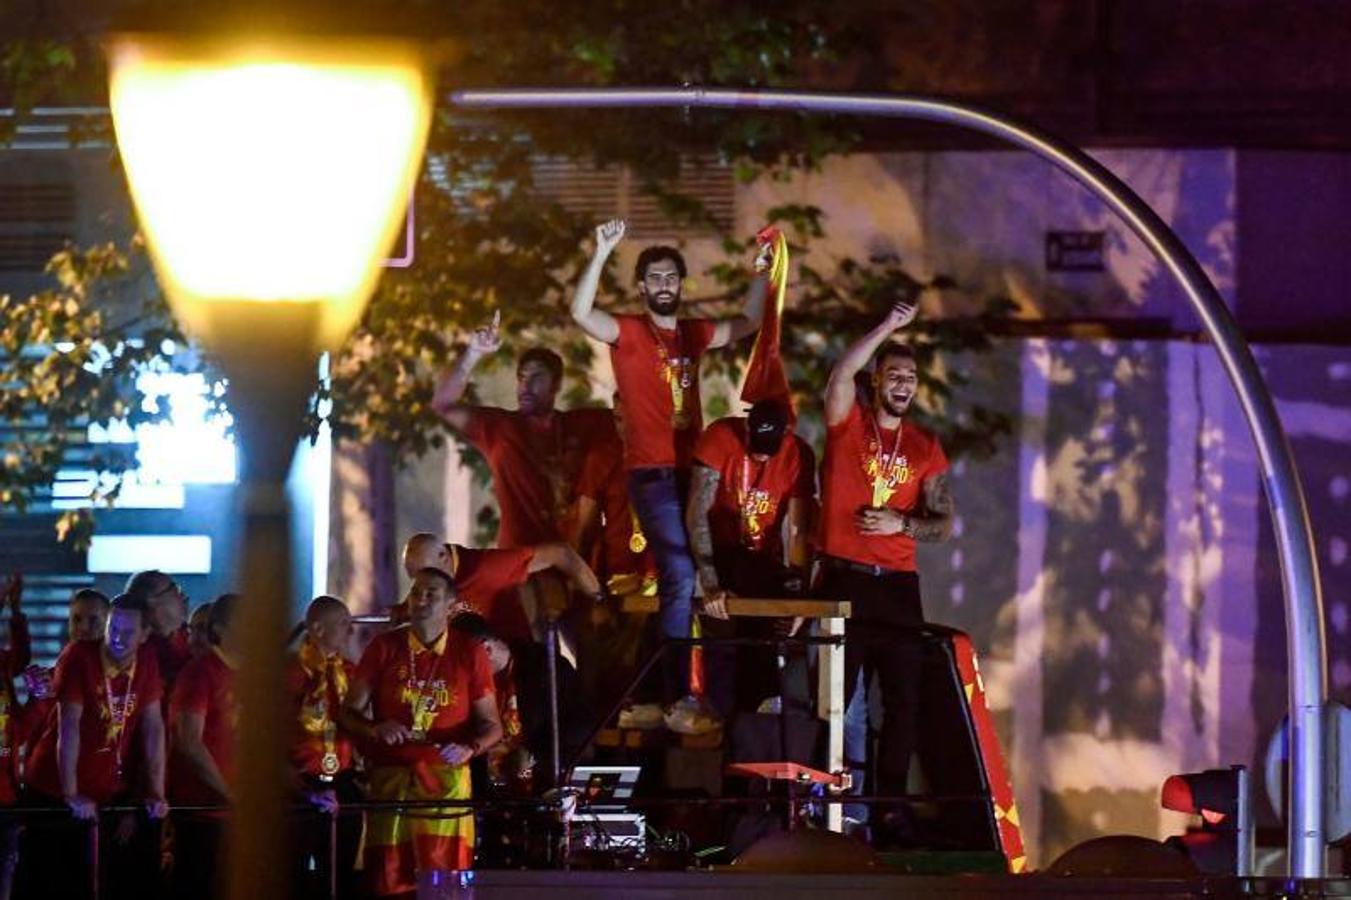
[817,299,955,847]
[569,218,770,706]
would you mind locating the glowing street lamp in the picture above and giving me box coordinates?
[109,35,430,353]
[108,31,433,900]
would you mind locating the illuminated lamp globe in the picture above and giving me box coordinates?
[108,34,432,359]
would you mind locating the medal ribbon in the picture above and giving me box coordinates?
[738,455,770,548]
[406,635,445,739]
[628,510,647,554]
[103,657,138,777]
[866,413,905,508]
[298,638,347,772]
[646,319,691,426]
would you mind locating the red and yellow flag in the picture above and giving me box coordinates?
[740,226,794,419]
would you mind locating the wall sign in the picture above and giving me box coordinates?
[1046,230,1106,272]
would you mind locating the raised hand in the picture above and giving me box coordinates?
[753,240,775,274]
[468,309,502,357]
[594,219,626,256]
[885,299,918,331]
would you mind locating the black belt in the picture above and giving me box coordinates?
[824,556,908,578]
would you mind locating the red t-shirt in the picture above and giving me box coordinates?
[610,314,717,470]
[389,545,536,641]
[168,650,237,804]
[574,432,649,579]
[285,646,356,779]
[462,407,613,548]
[28,640,163,803]
[693,417,816,558]
[147,626,192,690]
[352,627,494,766]
[450,545,536,643]
[819,402,949,572]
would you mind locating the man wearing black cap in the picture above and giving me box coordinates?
[685,400,816,715]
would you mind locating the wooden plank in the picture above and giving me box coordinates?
[618,595,851,619]
[819,615,847,833]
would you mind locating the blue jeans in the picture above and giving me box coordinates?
[844,668,871,823]
[627,467,696,701]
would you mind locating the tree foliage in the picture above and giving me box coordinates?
[0,241,200,545]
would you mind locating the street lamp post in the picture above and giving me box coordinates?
[108,33,432,900]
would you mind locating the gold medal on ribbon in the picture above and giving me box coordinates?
[321,752,340,776]
[871,474,895,508]
[668,371,692,430]
[629,511,647,553]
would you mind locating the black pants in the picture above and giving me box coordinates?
[705,548,804,718]
[817,564,925,805]
[291,772,363,900]
[16,793,164,900]
[171,814,225,900]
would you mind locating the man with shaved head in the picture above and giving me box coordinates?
[399,532,601,646]
[67,588,109,645]
[286,595,359,898]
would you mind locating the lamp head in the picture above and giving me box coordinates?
[108,32,434,357]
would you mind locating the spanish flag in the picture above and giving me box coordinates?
[365,757,473,896]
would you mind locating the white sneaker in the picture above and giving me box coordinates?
[664,695,722,735]
[617,702,665,730]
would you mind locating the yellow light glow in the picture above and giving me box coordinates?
[108,36,432,348]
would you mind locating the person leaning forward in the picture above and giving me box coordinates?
[18,591,168,900]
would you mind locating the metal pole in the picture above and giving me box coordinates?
[88,817,100,900]
[545,619,562,789]
[448,86,1328,876]
[562,642,668,779]
[1236,764,1255,877]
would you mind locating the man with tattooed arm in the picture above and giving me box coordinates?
[817,300,954,845]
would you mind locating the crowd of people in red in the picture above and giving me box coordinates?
[0,220,954,898]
